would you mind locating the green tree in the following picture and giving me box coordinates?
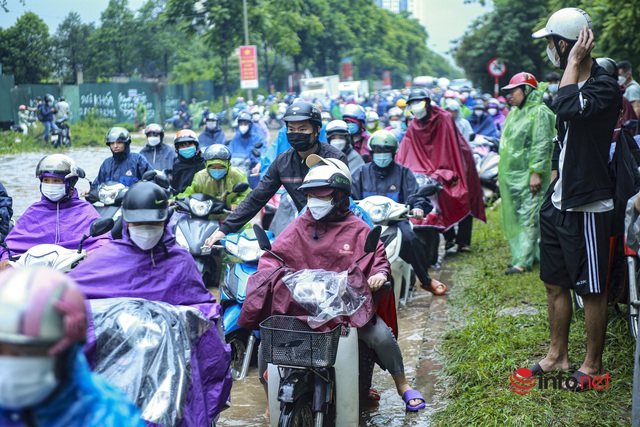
[455,0,549,92]
[52,12,95,84]
[134,0,180,79]
[0,12,51,83]
[86,0,136,80]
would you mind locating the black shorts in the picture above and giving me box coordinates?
[539,198,612,296]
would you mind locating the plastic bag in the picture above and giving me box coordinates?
[90,298,212,426]
[282,269,367,329]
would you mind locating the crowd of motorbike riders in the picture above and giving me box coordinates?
[3,41,640,424]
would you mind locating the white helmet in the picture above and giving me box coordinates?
[532,8,593,41]
[301,155,352,192]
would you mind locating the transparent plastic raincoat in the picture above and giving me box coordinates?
[498,86,555,269]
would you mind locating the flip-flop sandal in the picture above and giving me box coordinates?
[367,388,381,401]
[505,266,525,275]
[563,370,594,392]
[403,389,426,412]
[421,279,447,295]
[458,246,471,253]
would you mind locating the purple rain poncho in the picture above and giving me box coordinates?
[67,223,232,427]
[0,190,110,261]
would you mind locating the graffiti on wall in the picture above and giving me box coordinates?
[80,91,117,119]
[119,92,155,121]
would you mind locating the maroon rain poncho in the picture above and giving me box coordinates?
[68,223,232,427]
[238,207,392,333]
[396,105,485,230]
[0,191,110,261]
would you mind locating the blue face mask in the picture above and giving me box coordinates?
[373,153,393,168]
[208,169,228,180]
[179,146,197,159]
[347,122,360,135]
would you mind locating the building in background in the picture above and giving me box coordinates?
[375,0,428,33]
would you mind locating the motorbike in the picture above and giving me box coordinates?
[469,134,500,205]
[229,142,263,189]
[268,102,287,130]
[254,224,388,426]
[218,227,275,380]
[85,181,128,240]
[173,182,250,287]
[1,218,114,271]
[53,118,71,148]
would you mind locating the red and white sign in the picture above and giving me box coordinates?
[239,45,259,89]
[487,58,508,78]
[382,70,391,89]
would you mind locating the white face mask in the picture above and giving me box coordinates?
[41,183,67,202]
[129,224,164,250]
[147,136,161,146]
[487,108,498,116]
[206,122,217,130]
[307,197,334,221]
[330,138,347,151]
[410,101,428,120]
[474,110,484,117]
[389,120,401,129]
[619,75,628,85]
[547,45,561,68]
[0,356,58,409]
[239,125,250,135]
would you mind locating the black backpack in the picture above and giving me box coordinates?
[36,104,45,122]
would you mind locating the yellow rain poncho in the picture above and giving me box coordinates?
[498,86,555,270]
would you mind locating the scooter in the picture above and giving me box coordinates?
[255,225,387,426]
[2,218,114,271]
[85,181,128,239]
[53,118,71,148]
[219,227,275,380]
[356,195,413,307]
[173,182,249,287]
[470,134,500,205]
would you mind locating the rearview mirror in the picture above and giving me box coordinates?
[254,142,264,149]
[364,226,382,254]
[251,148,261,158]
[468,133,476,142]
[253,224,272,251]
[233,182,249,194]
[76,167,86,179]
[90,218,115,237]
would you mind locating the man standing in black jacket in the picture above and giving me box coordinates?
[529,8,622,390]
[204,102,347,245]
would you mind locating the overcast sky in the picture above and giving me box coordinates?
[3,0,492,64]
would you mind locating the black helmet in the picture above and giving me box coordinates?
[237,111,252,123]
[203,144,231,161]
[144,123,165,141]
[173,129,199,150]
[283,101,322,129]
[205,112,219,122]
[122,181,169,223]
[105,127,131,146]
[545,71,561,82]
[407,88,430,103]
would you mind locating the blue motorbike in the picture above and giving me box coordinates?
[219,227,275,380]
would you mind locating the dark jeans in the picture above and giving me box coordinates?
[443,214,473,247]
[395,220,433,287]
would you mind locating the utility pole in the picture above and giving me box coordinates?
[243,0,252,102]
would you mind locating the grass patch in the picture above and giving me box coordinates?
[432,208,633,427]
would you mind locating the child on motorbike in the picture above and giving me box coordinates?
[0,154,110,266]
[352,130,446,295]
[175,144,251,219]
[67,180,232,425]
[0,267,145,426]
[244,156,426,413]
[170,129,206,195]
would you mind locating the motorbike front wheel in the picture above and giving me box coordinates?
[278,395,315,427]
[229,336,247,380]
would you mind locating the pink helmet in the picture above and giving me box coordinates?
[0,267,87,355]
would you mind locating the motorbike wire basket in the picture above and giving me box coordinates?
[260,315,341,368]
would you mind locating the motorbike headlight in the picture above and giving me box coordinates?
[189,199,213,217]
[99,183,125,205]
[364,202,390,223]
[23,250,59,268]
[175,227,189,250]
[225,236,262,262]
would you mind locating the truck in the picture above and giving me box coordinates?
[299,75,340,101]
[338,80,370,100]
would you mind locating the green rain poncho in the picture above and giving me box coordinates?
[498,86,555,269]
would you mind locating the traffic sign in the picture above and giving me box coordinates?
[487,58,508,78]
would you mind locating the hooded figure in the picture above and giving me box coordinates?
[228,112,265,188]
[1,155,110,262]
[467,104,499,138]
[198,112,227,150]
[444,100,474,142]
[94,127,153,187]
[171,129,206,195]
[499,72,555,274]
[397,93,486,231]
[68,181,232,426]
[139,123,176,172]
[487,98,507,136]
